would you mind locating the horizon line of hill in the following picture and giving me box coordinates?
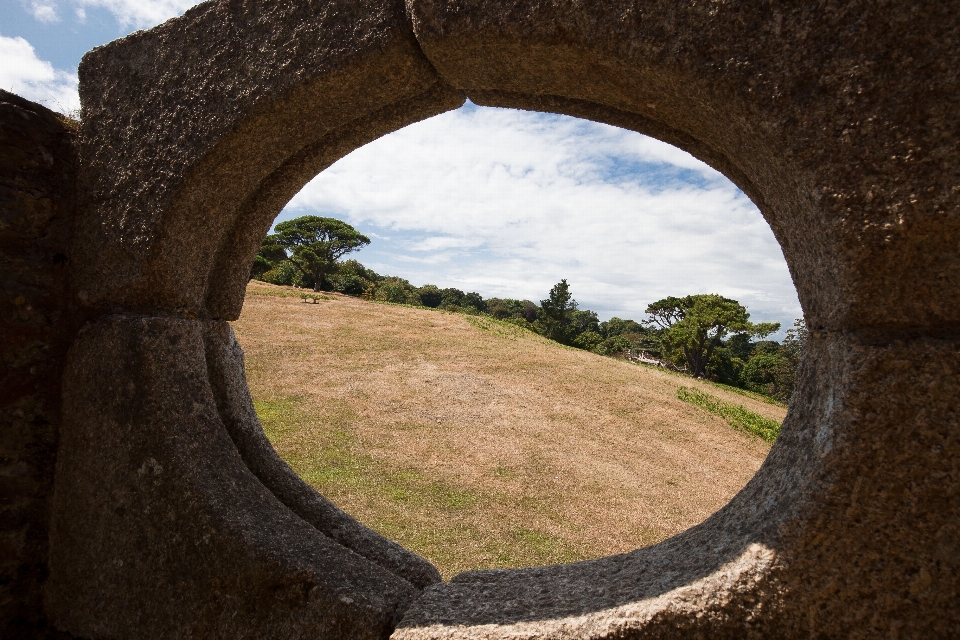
[250,255,805,405]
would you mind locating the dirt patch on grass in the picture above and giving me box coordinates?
[233,282,781,578]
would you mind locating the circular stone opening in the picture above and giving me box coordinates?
[232,104,801,579]
[46,2,957,637]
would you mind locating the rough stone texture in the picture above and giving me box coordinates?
[47,315,422,639]
[0,90,77,638]
[43,0,461,636]
[390,2,960,636]
[73,0,464,320]
[9,0,955,638]
[407,0,960,334]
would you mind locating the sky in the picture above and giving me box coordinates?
[0,0,802,334]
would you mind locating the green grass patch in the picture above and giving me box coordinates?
[506,526,581,566]
[255,396,480,510]
[465,315,547,343]
[247,286,334,300]
[493,465,517,479]
[299,292,334,303]
[252,397,303,440]
[701,380,786,407]
[252,394,582,576]
[368,518,582,575]
[366,298,434,311]
[677,386,781,443]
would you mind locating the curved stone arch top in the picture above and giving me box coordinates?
[48,1,959,639]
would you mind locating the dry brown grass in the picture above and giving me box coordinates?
[232,281,783,579]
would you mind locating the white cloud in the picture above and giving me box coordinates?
[28,2,60,23]
[74,0,201,29]
[0,36,79,113]
[281,105,801,329]
[75,6,87,22]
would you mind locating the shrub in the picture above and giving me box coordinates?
[250,254,273,280]
[573,331,603,352]
[485,299,511,319]
[523,302,539,323]
[707,347,746,387]
[418,285,443,308]
[600,317,645,339]
[439,288,465,308]
[596,335,630,356]
[743,351,796,403]
[462,291,486,313]
[329,273,368,296]
[338,259,382,283]
[373,278,422,305]
[261,260,313,288]
[484,298,538,322]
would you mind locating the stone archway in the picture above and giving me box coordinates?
[45,1,959,638]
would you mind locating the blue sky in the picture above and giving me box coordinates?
[0,0,802,333]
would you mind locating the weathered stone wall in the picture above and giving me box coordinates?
[0,91,77,637]
[0,1,957,638]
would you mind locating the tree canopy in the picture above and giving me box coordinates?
[418,285,443,308]
[645,294,779,378]
[250,235,288,280]
[539,279,578,344]
[268,216,370,292]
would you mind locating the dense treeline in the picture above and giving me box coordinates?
[252,215,805,403]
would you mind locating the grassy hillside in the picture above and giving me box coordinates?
[232,281,784,578]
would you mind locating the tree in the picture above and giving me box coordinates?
[780,318,808,361]
[523,301,539,323]
[485,298,511,319]
[706,344,747,387]
[598,335,632,356]
[539,279,578,344]
[743,351,791,398]
[744,318,807,402]
[250,234,289,280]
[328,259,381,296]
[462,291,486,313]
[645,294,779,378]
[250,254,274,281]
[573,330,603,352]
[260,260,311,288]
[418,285,443,308]
[439,288,465,309]
[373,277,421,305]
[599,317,645,339]
[270,216,370,292]
[570,309,600,338]
[725,332,755,361]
